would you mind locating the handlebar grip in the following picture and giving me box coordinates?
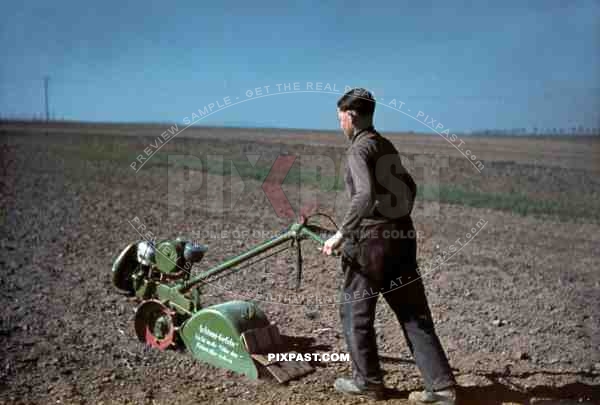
[321,248,341,257]
[298,226,342,257]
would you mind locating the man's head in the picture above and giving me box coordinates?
[337,88,375,138]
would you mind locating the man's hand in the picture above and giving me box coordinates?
[322,231,344,256]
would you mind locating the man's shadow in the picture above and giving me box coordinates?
[381,383,600,404]
[378,356,600,404]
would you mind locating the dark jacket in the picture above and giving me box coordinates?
[339,126,417,238]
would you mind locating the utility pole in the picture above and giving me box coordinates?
[44,76,49,135]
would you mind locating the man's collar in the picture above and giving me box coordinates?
[350,125,375,144]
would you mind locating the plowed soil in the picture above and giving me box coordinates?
[1,126,599,404]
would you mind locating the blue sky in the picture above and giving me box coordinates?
[1,0,598,132]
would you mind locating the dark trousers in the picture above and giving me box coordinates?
[339,220,456,391]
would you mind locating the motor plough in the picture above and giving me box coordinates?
[111,214,338,382]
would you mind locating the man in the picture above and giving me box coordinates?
[322,88,457,404]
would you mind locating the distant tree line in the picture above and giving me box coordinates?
[0,112,63,121]
[468,126,599,136]
[0,113,599,136]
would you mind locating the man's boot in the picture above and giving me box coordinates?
[334,377,387,400]
[408,387,456,404]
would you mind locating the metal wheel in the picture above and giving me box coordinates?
[134,300,176,350]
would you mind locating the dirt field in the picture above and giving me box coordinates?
[1,123,599,404]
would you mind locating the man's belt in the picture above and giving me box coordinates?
[361,216,412,227]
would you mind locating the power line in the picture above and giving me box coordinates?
[44,76,50,121]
